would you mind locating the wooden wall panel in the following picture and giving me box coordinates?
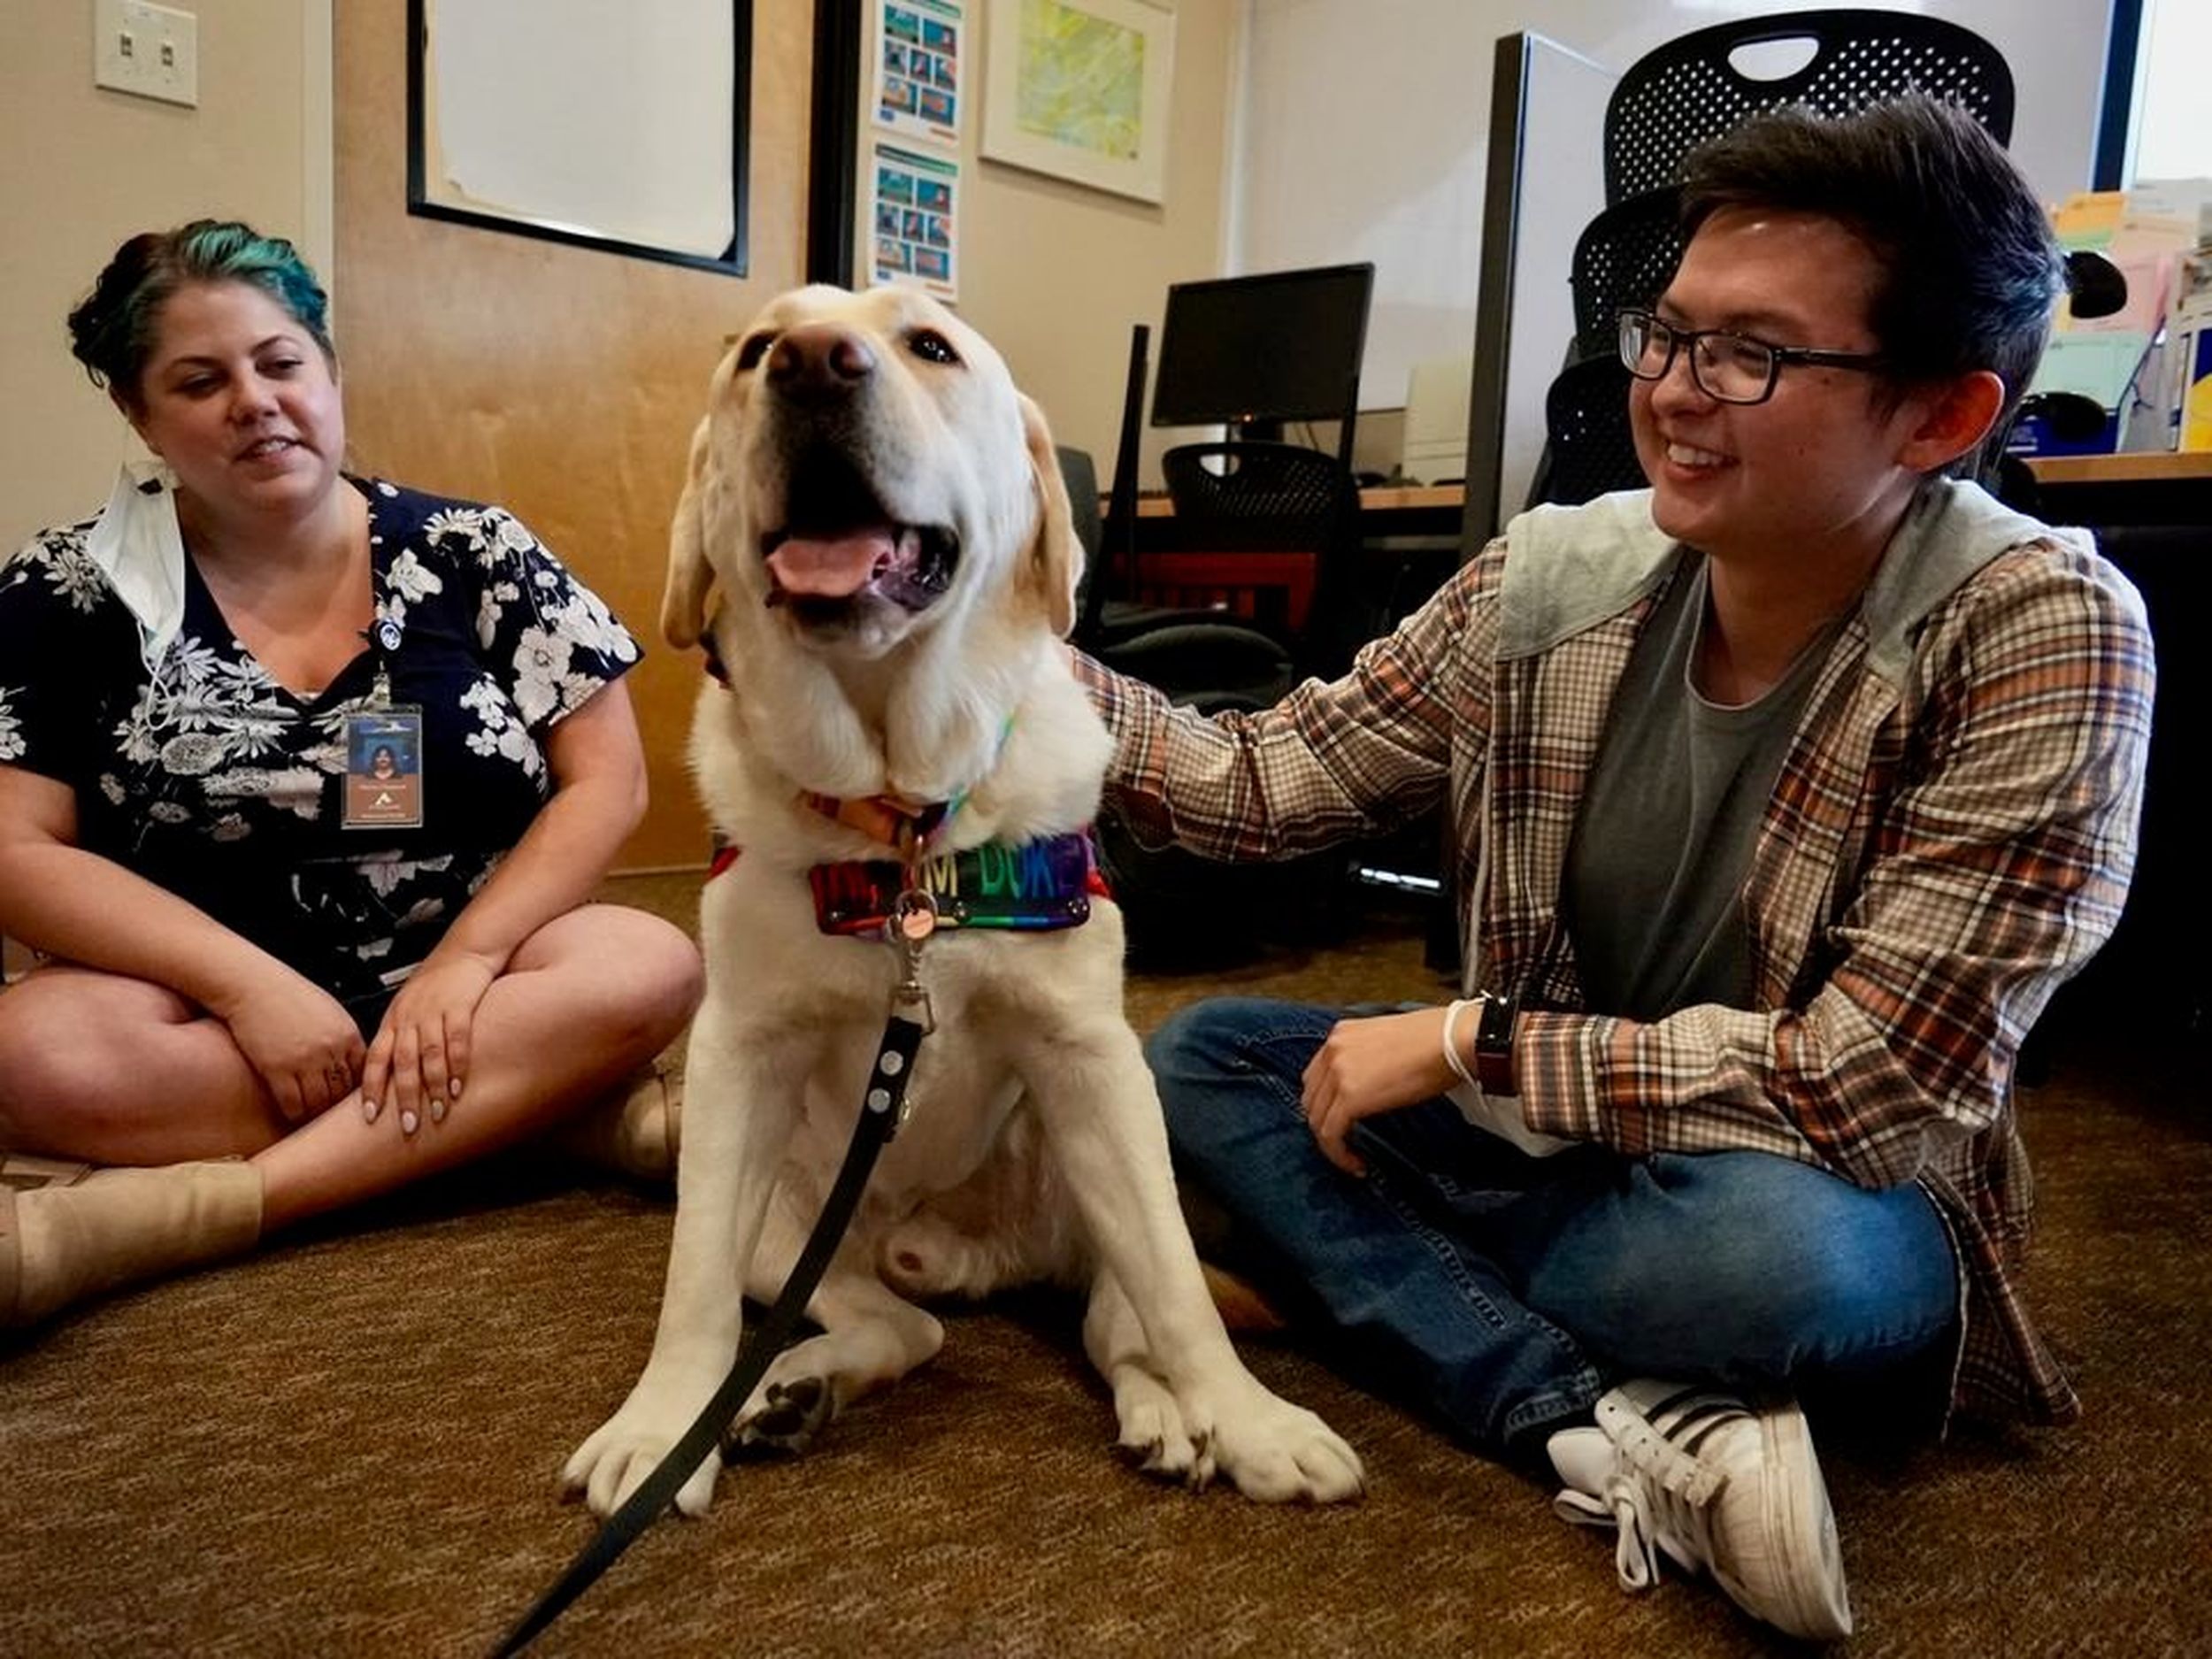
[334,0,816,869]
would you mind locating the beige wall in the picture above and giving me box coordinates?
[335,0,1245,868]
[956,4,1240,481]
[0,1,331,556]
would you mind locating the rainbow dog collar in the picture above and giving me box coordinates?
[707,832,1109,936]
[808,831,1106,936]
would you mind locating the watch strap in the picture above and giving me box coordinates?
[1473,987,1517,1096]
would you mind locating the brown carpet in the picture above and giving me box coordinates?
[2,874,2207,1657]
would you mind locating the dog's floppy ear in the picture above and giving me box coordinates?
[1018,394,1081,639]
[661,415,718,649]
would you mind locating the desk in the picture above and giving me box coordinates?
[1131,482,1464,519]
[1123,455,2212,544]
[1127,483,1466,549]
[2022,449,2212,528]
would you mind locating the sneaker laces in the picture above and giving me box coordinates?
[1553,1383,1853,1640]
[1552,1387,1737,1594]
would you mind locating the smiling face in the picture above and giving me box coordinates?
[124,279,345,531]
[1631,208,1939,575]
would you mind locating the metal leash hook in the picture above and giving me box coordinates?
[888,887,938,1037]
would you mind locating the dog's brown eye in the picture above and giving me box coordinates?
[733,332,774,372]
[908,330,961,365]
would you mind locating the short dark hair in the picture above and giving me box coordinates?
[67,219,334,411]
[1678,95,2063,435]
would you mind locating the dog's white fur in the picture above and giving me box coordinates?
[563,285,1362,1516]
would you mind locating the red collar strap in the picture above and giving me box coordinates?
[798,790,956,858]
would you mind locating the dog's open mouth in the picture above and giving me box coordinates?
[762,446,959,623]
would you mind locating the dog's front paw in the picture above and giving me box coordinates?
[1207,1388,1364,1505]
[562,1384,725,1518]
[1110,1365,1212,1489]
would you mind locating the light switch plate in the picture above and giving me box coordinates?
[93,0,199,109]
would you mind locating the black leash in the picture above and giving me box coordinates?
[492,1010,927,1656]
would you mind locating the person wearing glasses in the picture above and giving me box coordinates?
[1073,96,2152,1639]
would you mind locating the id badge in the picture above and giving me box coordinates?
[343,706,424,829]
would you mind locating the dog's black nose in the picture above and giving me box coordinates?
[768,325,877,403]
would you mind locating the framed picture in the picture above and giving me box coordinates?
[870,0,967,148]
[865,141,962,299]
[408,0,750,276]
[979,0,1174,204]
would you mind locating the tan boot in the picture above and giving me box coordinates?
[551,1063,681,1182]
[1,1159,264,1331]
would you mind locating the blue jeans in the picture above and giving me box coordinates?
[1148,997,1960,1460]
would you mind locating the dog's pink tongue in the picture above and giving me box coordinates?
[766,531,895,598]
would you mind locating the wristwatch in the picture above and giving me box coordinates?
[1473,987,1517,1096]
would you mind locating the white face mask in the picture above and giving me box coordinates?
[83,458,186,671]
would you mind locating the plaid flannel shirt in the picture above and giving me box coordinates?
[1083,480,2154,1425]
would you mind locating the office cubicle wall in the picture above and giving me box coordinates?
[1461,32,1614,545]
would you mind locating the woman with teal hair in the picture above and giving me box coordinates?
[0,220,703,1331]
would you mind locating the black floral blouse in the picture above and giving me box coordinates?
[0,477,639,1004]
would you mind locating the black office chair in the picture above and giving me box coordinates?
[1063,442,1297,713]
[1156,440,1372,680]
[1528,188,1687,506]
[1567,188,1685,361]
[1528,355,1647,509]
[1602,9,2015,204]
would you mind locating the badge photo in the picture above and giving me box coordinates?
[343,706,425,829]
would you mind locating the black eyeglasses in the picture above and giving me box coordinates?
[1617,308,1888,406]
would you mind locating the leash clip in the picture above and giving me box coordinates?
[888,889,937,1034]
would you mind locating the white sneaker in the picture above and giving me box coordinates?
[1547,1379,1853,1640]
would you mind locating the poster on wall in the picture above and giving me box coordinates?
[867,142,961,300]
[979,0,1173,204]
[871,0,966,148]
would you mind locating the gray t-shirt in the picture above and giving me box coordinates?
[1563,555,1840,1022]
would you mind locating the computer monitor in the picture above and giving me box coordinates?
[1149,263,1374,465]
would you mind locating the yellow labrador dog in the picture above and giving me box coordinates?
[564,285,1362,1517]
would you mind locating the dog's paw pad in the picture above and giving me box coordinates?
[728,1377,833,1455]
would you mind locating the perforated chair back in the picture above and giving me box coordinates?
[1603,9,2014,204]
[1161,442,1358,547]
[1530,356,1647,509]
[1569,187,1687,361]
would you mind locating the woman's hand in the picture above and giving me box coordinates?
[1301,1006,1460,1176]
[363,952,499,1133]
[212,965,367,1124]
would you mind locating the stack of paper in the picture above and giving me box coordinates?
[2029,185,2206,454]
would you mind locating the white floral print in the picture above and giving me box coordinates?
[0,480,636,1002]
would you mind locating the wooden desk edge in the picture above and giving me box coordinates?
[1115,457,2208,518]
[2024,451,2212,485]
[1126,484,1469,518]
